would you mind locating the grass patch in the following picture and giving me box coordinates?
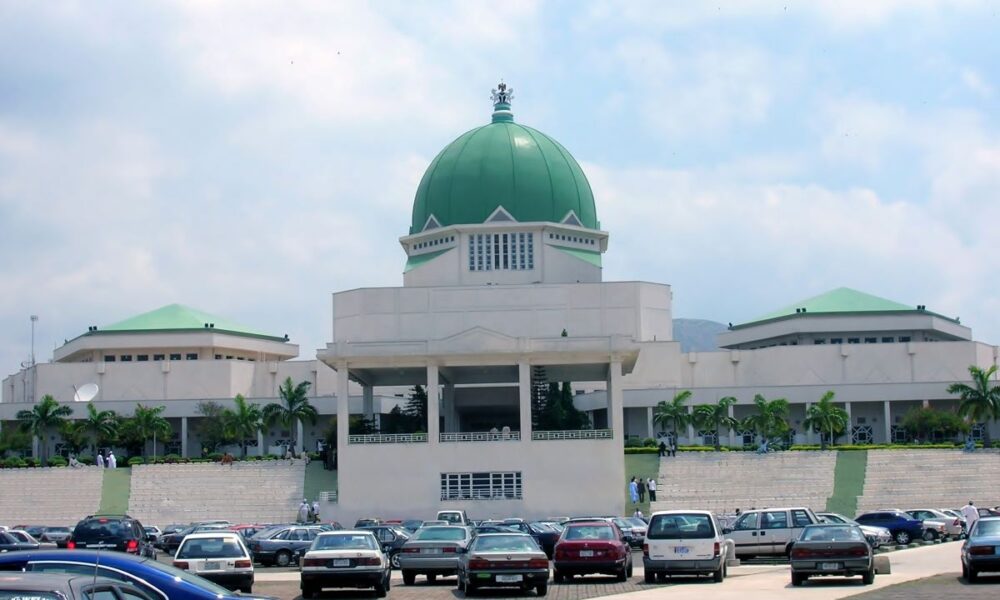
[303,461,337,502]
[623,454,659,517]
[99,468,132,515]
[826,450,867,516]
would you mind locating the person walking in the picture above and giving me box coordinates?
[633,508,644,520]
[96,452,105,469]
[297,499,311,524]
[962,500,980,534]
[647,477,657,502]
[658,441,667,457]
[637,477,647,503]
[107,450,117,469]
[628,477,639,505]
[312,499,321,523]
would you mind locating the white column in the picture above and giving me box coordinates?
[844,401,853,445]
[336,362,350,453]
[883,400,892,443]
[727,403,736,447]
[804,402,813,444]
[518,361,532,441]
[363,385,374,423]
[426,364,440,443]
[257,429,264,457]
[646,406,654,439]
[686,406,695,444]
[607,360,623,435]
[181,416,188,458]
[443,383,457,434]
[296,420,304,454]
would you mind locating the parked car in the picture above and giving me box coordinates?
[527,522,562,558]
[854,511,925,545]
[398,525,472,585]
[19,526,47,539]
[553,520,632,582]
[0,531,40,552]
[906,509,962,539]
[789,524,874,586]
[353,518,382,528]
[456,532,549,596]
[473,525,519,536]
[68,515,156,558]
[642,510,728,583]
[961,517,1000,582]
[436,510,470,526]
[0,549,277,600]
[300,531,391,598]
[39,526,73,547]
[816,513,892,548]
[357,525,411,569]
[0,572,158,600]
[161,524,233,554]
[173,532,254,593]
[144,526,163,542]
[726,507,819,557]
[248,525,329,567]
[940,509,967,534]
[4,530,43,547]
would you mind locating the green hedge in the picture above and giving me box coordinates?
[624,447,660,454]
[624,442,999,454]
[128,457,145,466]
[47,456,68,467]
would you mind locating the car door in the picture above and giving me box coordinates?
[729,512,762,556]
[789,509,814,544]
[757,510,791,554]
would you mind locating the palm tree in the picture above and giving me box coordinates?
[652,390,691,446]
[692,397,739,451]
[742,394,790,446]
[803,391,850,450]
[948,365,1000,448]
[82,403,118,457]
[16,394,73,463]
[225,394,264,458]
[120,405,172,458]
[59,420,90,456]
[263,378,318,452]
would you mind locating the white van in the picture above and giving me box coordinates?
[435,510,469,526]
[725,507,819,557]
[642,510,729,583]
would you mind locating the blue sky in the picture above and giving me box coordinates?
[1,0,998,373]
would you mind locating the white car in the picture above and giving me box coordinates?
[642,510,731,583]
[907,509,962,539]
[173,531,254,593]
[726,507,819,557]
[300,530,391,598]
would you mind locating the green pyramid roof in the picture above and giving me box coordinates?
[93,304,285,341]
[741,287,928,327]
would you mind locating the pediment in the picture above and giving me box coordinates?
[486,206,516,223]
[561,211,583,227]
[432,326,519,354]
[422,215,442,231]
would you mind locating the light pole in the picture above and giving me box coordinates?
[30,315,38,366]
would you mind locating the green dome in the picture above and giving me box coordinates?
[409,93,598,235]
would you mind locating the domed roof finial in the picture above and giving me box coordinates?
[490,80,514,123]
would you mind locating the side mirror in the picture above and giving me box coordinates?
[722,528,733,535]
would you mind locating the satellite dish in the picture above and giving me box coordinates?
[73,383,99,403]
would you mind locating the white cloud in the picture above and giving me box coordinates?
[960,67,994,98]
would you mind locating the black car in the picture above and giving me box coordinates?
[69,514,157,558]
[248,525,330,567]
[358,525,411,569]
[0,572,158,600]
[0,531,41,552]
[789,524,874,586]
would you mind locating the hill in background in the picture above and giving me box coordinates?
[672,318,727,353]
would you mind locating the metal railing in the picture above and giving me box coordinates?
[319,490,338,503]
[532,429,613,441]
[440,488,523,501]
[440,431,521,443]
[347,433,428,444]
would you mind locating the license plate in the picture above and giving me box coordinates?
[423,548,442,554]
[579,550,594,557]
[673,546,690,555]
[333,559,350,567]
[496,575,523,583]
[820,562,841,571]
[202,562,220,571]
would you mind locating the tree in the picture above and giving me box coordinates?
[223,394,264,458]
[692,397,738,451]
[119,405,172,458]
[16,394,72,463]
[402,385,428,431]
[947,365,1000,448]
[0,426,31,457]
[741,394,790,445]
[653,390,691,444]
[803,391,849,450]
[530,366,550,429]
[556,382,590,430]
[196,401,233,452]
[263,377,318,450]
[81,403,118,457]
[59,420,89,456]
[900,407,969,442]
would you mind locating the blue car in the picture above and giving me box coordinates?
[962,517,1000,582]
[854,511,924,545]
[0,549,276,600]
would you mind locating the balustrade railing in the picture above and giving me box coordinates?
[531,429,613,441]
[440,431,521,443]
[348,433,428,444]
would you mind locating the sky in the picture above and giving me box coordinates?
[1,0,998,374]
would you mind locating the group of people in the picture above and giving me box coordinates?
[657,440,677,457]
[628,475,657,504]
[297,498,322,524]
[67,450,116,469]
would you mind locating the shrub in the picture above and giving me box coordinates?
[23,457,37,468]
[265,454,281,460]
[3,456,26,468]
[624,438,642,448]
[79,456,95,465]
[163,454,182,464]
[128,457,145,466]
[206,452,223,462]
[47,456,68,467]
[624,447,659,454]
[642,438,657,448]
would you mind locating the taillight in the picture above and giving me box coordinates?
[554,547,566,559]
[642,543,649,558]
[713,542,720,558]
[441,547,456,553]
[954,519,960,527]
[67,541,76,550]
[468,559,490,570]
[528,558,549,569]
[302,558,326,567]
[126,540,138,552]
[234,560,252,568]
[173,561,189,570]
[847,545,868,557]
[402,547,419,553]
[970,546,995,556]
[359,557,382,566]
[790,548,812,559]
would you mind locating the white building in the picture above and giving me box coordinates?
[2,84,998,520]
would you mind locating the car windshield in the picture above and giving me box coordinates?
[414,527,467,541]
[627,518,647,528]
[564,525,614,540]
[178,537,247,558]
[473,535,538,553]
[800,526,864,541]
[647,514,714,540]
[439,513,462,524]
[972,520,1000,537]
[313,534,377,551]
[250,526,283,540]
[46,528,71,533]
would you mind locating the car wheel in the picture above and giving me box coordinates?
[923,530,936,542]
[536,584,547,596]
[402,570,416,585]
[862,567,875,585]
[374,582,387,598]
[644,571,654,584]
[616,565,627,582]
[713,564,724,583]
[384,571,391,591]
[275,550,293,567]
[428,573,437,583]
[968,566,979,583]
[626,561,633,578]
[791,572,805,587]
[465,580,477,596]
[301,585,316,599]
[390,552,401,569]
[457,574,465,592]
[894,531,911,545]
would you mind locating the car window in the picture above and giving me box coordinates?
[377,530,395,543]
[271,529,290,540]
[413,527,467,541]
[792,510,812,527]
[473,535,538,552]
[313,534,377,551]
[0,592,62,600]
[74,520,127,539]
[801,526,863,542]
[26,563,164,600]
[83,587,119,600]
[734,513,759,530]
[972,520,1000,537]
[178,537,247,558]
[647,514,715,539]
[116,586,155,600]
[563,525,614,540]
[761,511,789,529]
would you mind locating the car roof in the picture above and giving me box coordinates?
[317,530,376,536]
[0,572,122,590]
[181,532,243,540]
[650,510,713,516]
[473,532,530,538]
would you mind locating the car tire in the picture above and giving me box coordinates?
[465,580,477,596]
[428,574,437,583]
[301,585,316,599]
[922,530,936,542]
[553,570,563,583]
[275,550,293,567]
[894,531,911,545]
[968,567,978,583]
[862,567,875,585]
[791,572,805,587]
[402,570,416,585]
[375,582,387,598]
[644,571,655,584]
[713,564,724,583]
[239,584,252,594]
[536,584,547,596]
[626,561,633,578]
[390,553,401,569]
[616,566,627,582]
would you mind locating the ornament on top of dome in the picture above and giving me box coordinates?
[490,80,514,123]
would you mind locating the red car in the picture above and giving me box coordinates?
[553,520,633,582]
